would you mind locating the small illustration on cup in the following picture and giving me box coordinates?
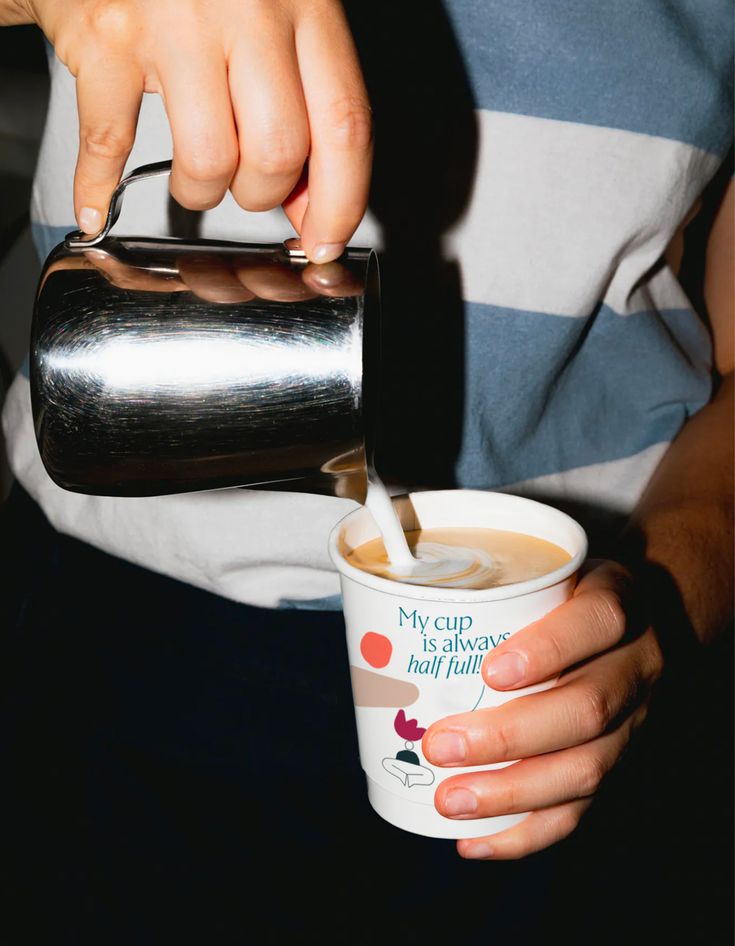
[360,631,393,668]
[381,709,435,788]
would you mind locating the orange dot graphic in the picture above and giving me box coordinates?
[360,632,392,669]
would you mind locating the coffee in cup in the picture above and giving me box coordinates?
[345,526,571,590]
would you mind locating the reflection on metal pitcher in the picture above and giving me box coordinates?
[31,161,380,502]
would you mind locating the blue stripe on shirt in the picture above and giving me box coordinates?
[457,300,712,487]
[444,0,733,156]
[278,594,344,611]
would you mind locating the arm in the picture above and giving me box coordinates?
[2,0,372,264]
[631,181,733,645]
[422,179,733,860]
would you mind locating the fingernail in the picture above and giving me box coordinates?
[79,207,102,234]
[464,841,494,860]
[485,652,526,688]
[427,731,466,765]
[443,788,477,816]
[311,242,344,263]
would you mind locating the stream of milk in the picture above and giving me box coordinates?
[364,476,497,588]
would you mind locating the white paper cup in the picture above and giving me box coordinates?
[328,490,588,839]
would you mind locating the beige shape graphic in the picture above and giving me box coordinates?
[350,666,419,707]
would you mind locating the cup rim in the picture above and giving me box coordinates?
[328,489,588,603]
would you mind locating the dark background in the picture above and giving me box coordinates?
[0,22,732,945]
[0,24,47,498]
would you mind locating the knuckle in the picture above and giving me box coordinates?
[542,628,567,669]
[495,778,522,814]
[82,127,134,161]
[321,96,373,151]
[87,0,137,45]
[178,147,236,186]
[251,135,306,179]
[578,682,613,736]
[490,720,514,761]
[576,752,607,797]
[558,805,585,838]
[593,588,627,643]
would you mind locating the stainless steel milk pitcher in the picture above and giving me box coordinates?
[31,160,379,502]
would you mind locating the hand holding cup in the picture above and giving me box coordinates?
[425,559,664,859]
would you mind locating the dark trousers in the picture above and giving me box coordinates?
[1,485,555,945]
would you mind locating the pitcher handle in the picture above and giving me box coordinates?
[64,159,173,249]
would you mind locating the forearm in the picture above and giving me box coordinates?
[627,373,734,644]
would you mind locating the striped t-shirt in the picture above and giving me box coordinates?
[3,1,732,609]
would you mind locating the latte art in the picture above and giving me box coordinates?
[345,527,571,590]
[387,541,499,588]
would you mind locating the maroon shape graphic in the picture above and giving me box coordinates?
[393,709,427,741]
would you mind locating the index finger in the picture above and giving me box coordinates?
[294,6,373,263]
[74,61,142,233]
[423,640,651,767]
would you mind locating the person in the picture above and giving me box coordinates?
[1,1,732,942]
